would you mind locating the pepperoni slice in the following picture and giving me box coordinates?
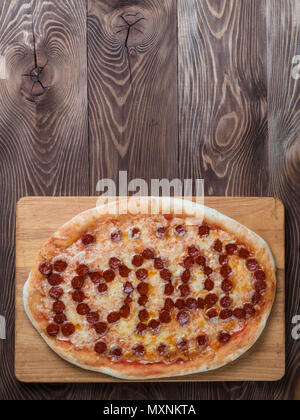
[206,308,218,319]
[160,268,172,282]
[219,255,229,266]
[124,295,133,305]
[132,344,145,356]
[53,301,65,314]
[54,260,68,273]
[90,272,103,285]
[49,286,63,300]
[136,322,147,335]
[175,299,186,310]
[72,290,85,303]
[239,247,250,259]
[82,233,95,246]
[136,268,148,281]
[204,266,213,276]
[154,257,164,270]
[61,322,75,337]
[181,269,191,284]
[186,298,198,310]
[48,273,63,286]
[103,269,115,282]
[77,303,90,315]
[109,257,122,270]
[254,280,267,292]
[54,314,67,325]
[179,284,190,297]
[220,295,232,308]
[119,304,130,319]
[164,283,174,296]
[177,311,190,325]
[175,225,186,237]
[98,283,108,294]
[195,255,206,267]
[124,282,134,294]
[246,258,259,272]
[220,265,232,278]
[164,214,174,222]
[138,295,148,306]
[131,227,141,239]
[205,293,218,308]
[177,339,188,351]
[233,308,246,319]
[137,282,148,296]
[197,297,205,309]
[218,332,231,344]
[156,227,167,239]
[197,335,207,347]
[71,276,85,289]
[110,347,122,357]
[188,245,200,257]
[138,309,149,322]
[221,279,233,293]
[157,343,168,355]
[148,319,160,333]
[94,322,108,335]
[39,261,53,276]
[220,309,233,320]
[111,230,122,242]
[159,310,172,324]
[214,239,223,253]
[244,303,256,317]
[119,265,131,278]
[226,243,238,255]
[198,225,210,237]
[252,292,262,305]
[142,248,155,260]
[164,298,174,311]
[47,323,59,336]
[183,256,194,269]
[204,279,214,291]
[86,311,99,324]
[95,341,107,354]
[107,311,120,324]
[76,264,89,276]
[255,270,266,281]
[132,254,144,267]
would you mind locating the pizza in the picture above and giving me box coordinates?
[23,197,276,379]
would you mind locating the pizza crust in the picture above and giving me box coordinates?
[23,197,276,380]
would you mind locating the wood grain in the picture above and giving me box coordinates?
[266,0,300,400]
[87,0,178,188]
[0,0,88,400]
[178,0,268,196]
[15,197,285,383]
[0,0,298,401]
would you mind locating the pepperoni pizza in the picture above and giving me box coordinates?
[23,198,276,379]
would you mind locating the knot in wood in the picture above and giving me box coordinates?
[113,11,149,48]
[21,63,49,100]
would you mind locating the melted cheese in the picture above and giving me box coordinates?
[38,214,262,363]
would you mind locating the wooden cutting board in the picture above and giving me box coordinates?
[15,197,285,383]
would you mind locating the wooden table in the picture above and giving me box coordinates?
[0,0,299,400]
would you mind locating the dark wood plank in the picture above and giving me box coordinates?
[87,0,178,189]
[0,0,88,399]
[178,0,268,196]
[177,0,274,400]
[266,0,300,401]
